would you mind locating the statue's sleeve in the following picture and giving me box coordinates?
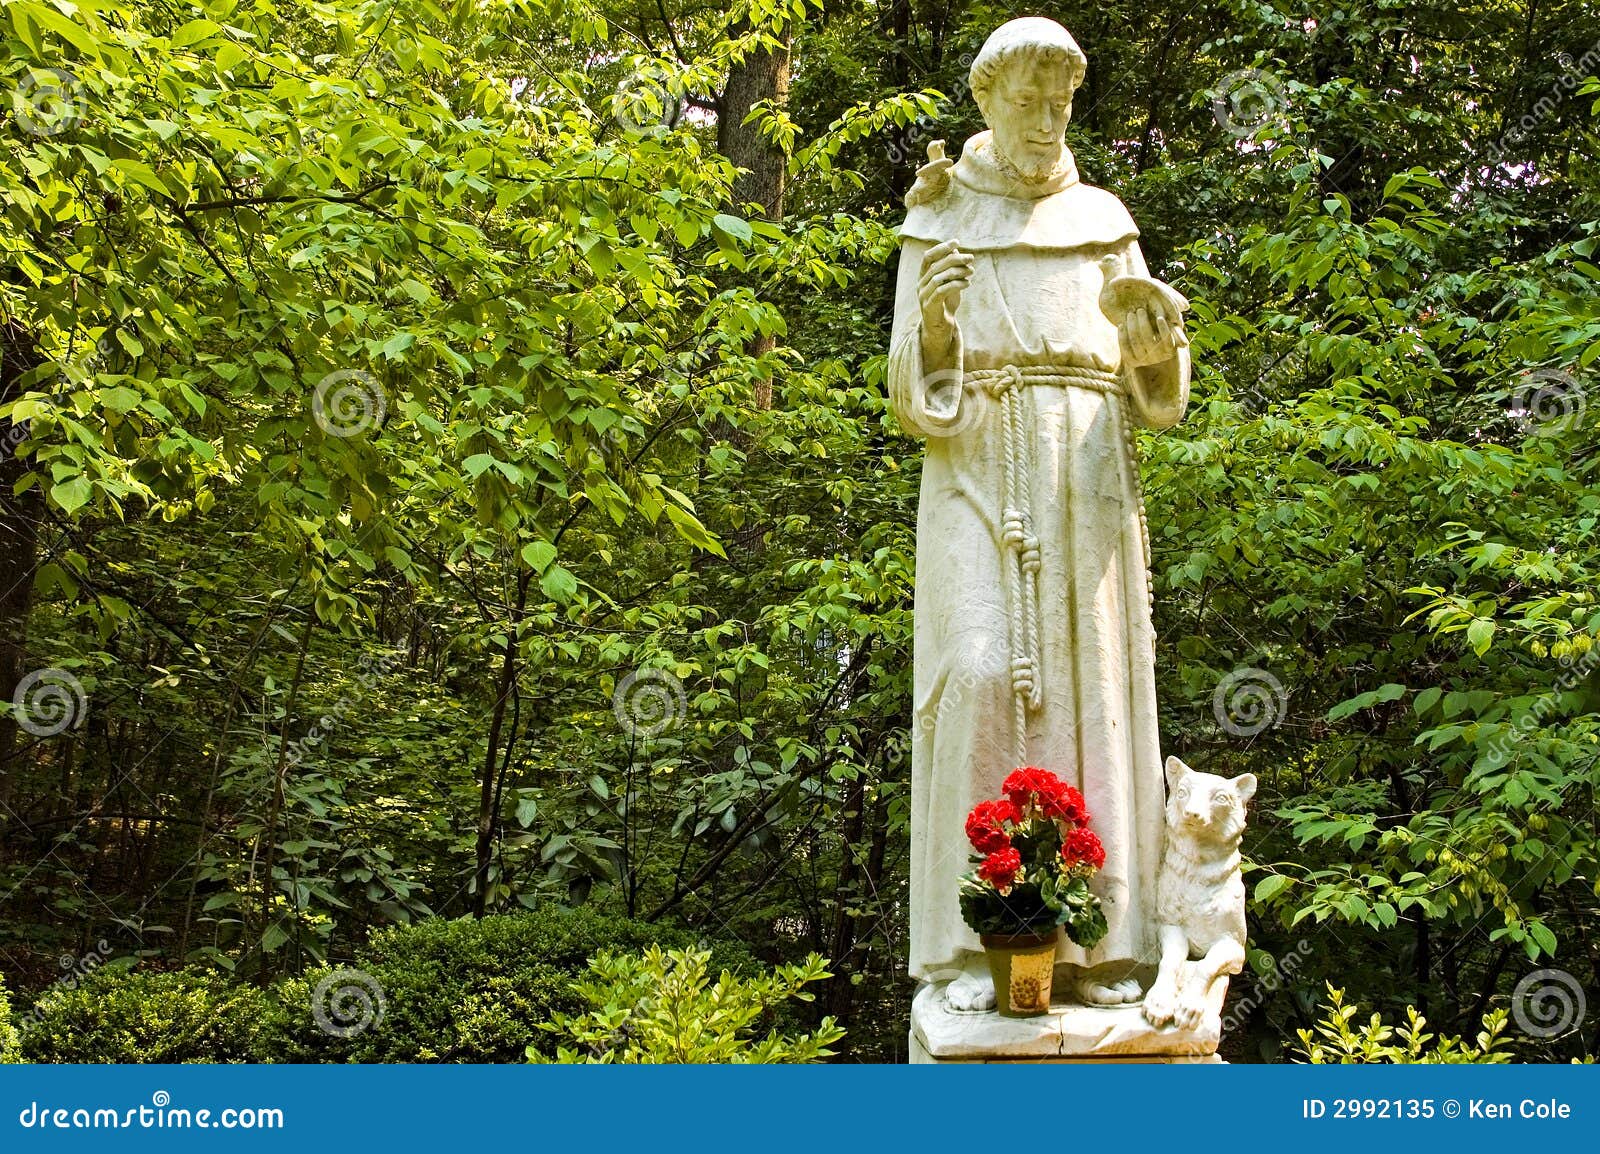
[888,237,967,437]
[1118,240,1191,431]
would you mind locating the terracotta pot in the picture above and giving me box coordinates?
[980,930,1058,1017]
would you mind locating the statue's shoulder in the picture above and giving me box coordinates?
[1066,180,1137,227]
[901,134,1139,250]
[902,176,1138,253]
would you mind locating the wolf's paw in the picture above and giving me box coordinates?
[1172,985,1210,1030]
[943,970,996,1013]
[1142,980,1178,1026]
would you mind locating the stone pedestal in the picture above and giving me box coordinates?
[908,975,1228,1064]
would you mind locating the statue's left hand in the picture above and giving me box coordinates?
[1120,304,1184,368]
[1098,259,1189,369]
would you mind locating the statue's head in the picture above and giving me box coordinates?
[969,18,1087,182]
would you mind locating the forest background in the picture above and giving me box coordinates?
[1,0,1597,1062]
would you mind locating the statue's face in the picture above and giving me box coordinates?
[982,55,1074,180]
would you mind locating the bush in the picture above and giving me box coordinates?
[20,970,285,1064]
[14,907,753,1063]
[1293,984,1512,1064]
[266,905,756,1063]
[533,947,844,1063]
[0,975,21,1063]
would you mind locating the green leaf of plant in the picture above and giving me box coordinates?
[712,213,753,243]
[50,475,92,514]
[540,565,577,602]
[1254,874,1291,903]
[521,540,557,572]
[170,18,222,47]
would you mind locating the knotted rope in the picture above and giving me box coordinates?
[965,364,1125,396]
[963,362,1138,765]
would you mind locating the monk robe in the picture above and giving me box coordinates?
[890,130,1190,981]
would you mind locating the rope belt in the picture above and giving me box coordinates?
[965,364,1123,395]
[962,363,1152,765]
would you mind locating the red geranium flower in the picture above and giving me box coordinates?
[1061,827,1106,870]
[1044,783,1088,827]
[965,798,1020,853]
[978,847,1022,892]
[1001,766,1060,810]
[1001,767,1089,826]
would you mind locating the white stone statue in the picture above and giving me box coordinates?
[891,17,1192,1012]
[1143,758,1253,1030]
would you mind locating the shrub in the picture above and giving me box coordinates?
[1293,984,1512,1063]
[0,975,21,1063]
[14,907,753,1063]
[266,905,756,1063]
[20,970,285,1064]
[532,946,844,1064]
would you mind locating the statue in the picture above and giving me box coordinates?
[1144,758,1252,1030]
[891,17,1194,1015]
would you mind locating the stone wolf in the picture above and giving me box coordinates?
[1143,756,1255,1029]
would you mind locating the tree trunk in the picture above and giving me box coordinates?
[472,571,529,917]
[718,28,791,223]
[253,610,315,978]
[718,23,792,411]
[824,777,868,1019]
[0,321,44,815]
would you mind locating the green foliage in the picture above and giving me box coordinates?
[1293,985,1512,1064]
[20,970,284,1064]
[531,946,844,1063]
[17,909,752,1063]
[0,975,21,1063]
[2,0,1599,1064]
[1,0,740,575]
[958,870,1107,945]
[269,906,755,1062]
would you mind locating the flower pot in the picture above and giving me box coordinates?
[980,931,1057,1017]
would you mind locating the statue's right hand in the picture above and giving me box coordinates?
[918,240,974,347]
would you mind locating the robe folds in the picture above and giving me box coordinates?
[891,132,1191,980]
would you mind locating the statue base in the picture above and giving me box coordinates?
[908,974,1229,1064]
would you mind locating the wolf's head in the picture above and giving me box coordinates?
[1164,757,1255,847]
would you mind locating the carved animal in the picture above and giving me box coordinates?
[1142,757,1255,1030]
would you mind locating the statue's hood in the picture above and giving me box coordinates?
[901,131,1137,252]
